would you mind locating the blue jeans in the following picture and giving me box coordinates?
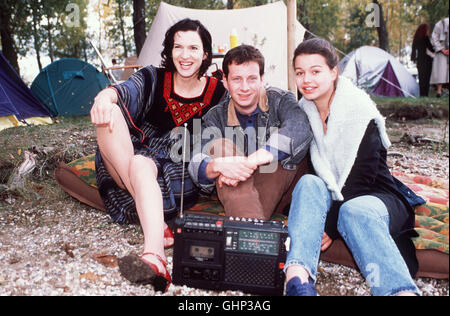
[285,175,420,296]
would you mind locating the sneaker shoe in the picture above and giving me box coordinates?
[286,276,317,296]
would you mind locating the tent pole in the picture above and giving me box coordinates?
[89,40,118,84]
[287,0,297,97]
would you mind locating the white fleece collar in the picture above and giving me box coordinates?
[299,76,391,201]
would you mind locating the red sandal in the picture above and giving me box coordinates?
[164,226,174,249]
[140,252,172,292]
[118,252,172,293]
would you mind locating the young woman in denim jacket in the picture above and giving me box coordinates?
[284,38,421,296]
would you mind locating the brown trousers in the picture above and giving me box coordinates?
[209,138,308,220]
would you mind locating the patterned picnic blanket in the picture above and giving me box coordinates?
[66,155,449,254]
[392,171,448,254]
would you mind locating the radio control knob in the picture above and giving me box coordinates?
[193,269,202,278]
[212,270,220,281]
[203,269,212,280]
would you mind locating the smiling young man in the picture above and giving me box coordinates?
[189,45,313,220]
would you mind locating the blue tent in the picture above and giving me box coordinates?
[0,52,52,131]
[31,58,110,116]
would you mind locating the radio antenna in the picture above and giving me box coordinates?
[179,123,188,218]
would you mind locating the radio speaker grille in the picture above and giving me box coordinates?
[224,254,277,286]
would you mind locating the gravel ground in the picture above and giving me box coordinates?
[0,119,448,296]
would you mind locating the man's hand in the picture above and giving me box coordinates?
[217,175,239,188]
[90,88,119,132]
[247,148,274,167]
[206,156,257,182]
[321,232,333,251]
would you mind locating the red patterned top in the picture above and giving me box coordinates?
[146,68,226,132]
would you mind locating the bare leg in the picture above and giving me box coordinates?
[96,106,170,265]
[96,105,135,196]
[128,155,166,273]
[436,84,442,96]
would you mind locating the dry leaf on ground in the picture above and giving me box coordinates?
[92,253,118,268]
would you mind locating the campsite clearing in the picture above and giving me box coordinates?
[0,99,448,296]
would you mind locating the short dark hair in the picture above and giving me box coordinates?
[160,18,213,78]
[293,38,339,70]
[222,44,265,78]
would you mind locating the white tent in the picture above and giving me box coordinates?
[138,1,306,90]
[338,46,419,98]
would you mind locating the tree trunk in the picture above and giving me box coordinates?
[287,0,297,96]
[117,0,128,58]
[46,14,54,62]
[133,0,146,57]
[31,6,42,71]
[227,0,234,9]
[0,6,20,75]
[373,0,389,52]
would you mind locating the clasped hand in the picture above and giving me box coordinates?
[213,149,274,188]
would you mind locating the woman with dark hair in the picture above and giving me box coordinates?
[90,18,225,292]
[284,38,421,296]
[411,23,434,96]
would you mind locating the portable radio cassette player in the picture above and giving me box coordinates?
[172,213,288,296]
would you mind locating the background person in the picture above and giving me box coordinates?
[110,58,124,81]
[411,24,434,97]
[430,17,449,97]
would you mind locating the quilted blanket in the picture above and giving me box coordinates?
[65,155,449,255]
[392,171,448,254]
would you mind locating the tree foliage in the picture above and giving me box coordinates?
[1,0,91,74]
[103,0,134,59]
[2,0,449,77]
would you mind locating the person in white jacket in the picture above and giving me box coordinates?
[430,17,449,97]
[284,38,421,296]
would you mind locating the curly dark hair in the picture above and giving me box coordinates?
[160,18,213,79]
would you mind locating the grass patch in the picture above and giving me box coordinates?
[372,95,449,120]
[0,116,94,163]
[0,116,96,206]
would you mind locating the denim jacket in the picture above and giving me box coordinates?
[188,86,313,193]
